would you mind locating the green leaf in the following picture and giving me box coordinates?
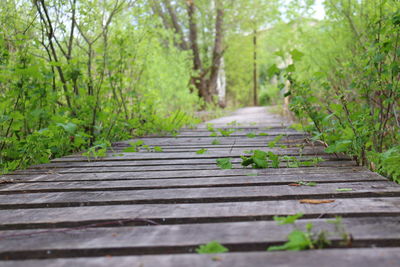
[336,188,352,192]
[298,181,317,186]
[273,213,304,225]
[153,146,163,152]
[290,49,304,61]
[211,139,221,145]
[216,158,233,169]
[267,64,280,77]
[196,241,229,254]
[196,148,208,154]
[219,129,235,136]
[258,133,269,136]
[267,230,311,251]
[246,133,256,138]
[122,146,138,152]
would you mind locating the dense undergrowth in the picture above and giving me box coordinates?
[265,0,400,182]
[0,1,202,173]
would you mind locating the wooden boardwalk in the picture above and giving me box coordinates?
[1,107,400,266]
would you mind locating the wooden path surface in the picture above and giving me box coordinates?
[1,106,400,266]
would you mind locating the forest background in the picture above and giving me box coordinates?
[0,0,399,182]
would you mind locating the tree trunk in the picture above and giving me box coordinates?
[187,0,211,103]
[162,0,188,50]
[253,28,258,106]
[208,1,224,100]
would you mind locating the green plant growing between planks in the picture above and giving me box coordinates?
[267,214,351,251]
[196,241,229,254]
[246,132,257,138]
[218,128,235,137]
[267,135,284,148]
[122,140,163,153]
[211,139,221,145]
[241,150,281,168]
[82,141,110,161]
[216,158,233,169]
[196,148,208,154]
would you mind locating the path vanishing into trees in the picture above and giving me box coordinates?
[0,107,400,266]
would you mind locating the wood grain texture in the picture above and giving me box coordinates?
[0,106,399,265]
[2,248,400,267]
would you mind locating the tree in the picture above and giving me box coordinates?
[151,0,226,106]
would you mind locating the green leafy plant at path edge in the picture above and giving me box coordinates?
[196,241,229,254]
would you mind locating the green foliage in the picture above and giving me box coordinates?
[122,140,163,153]
[211,139,221,145]
[297,181,317,186]
[123,140,145,153]
[267,135,284,148]
[241,150,269,168]
[268,0,400,181]
[0,0,200,173]
[267,215,350,251]
[196,241,229,254]
[268,228,316,251]
[216,158,233,169]
[336,188,353,192]
[82,141,110,160]
[246,132,257,138]
[273,213,304,225]
[241,149,323,169]
[218,129,235,137]
[368,146,400,183]
[196,148,208,154]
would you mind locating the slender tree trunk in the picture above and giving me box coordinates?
[208,2,224,99]
[162,0,188,50]
[187,0,211,103]
[253,28,258,106]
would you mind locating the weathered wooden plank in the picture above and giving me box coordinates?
[0,172,386,193]
[174,131,302,137]
[113,135,310,146]
[0,197,399,228]
[0,181,398,209]
[49,147,329,163]
[15,161,356,176]
[2,248,399,267]
[28,154,345,170]
[1,166,371,182]
[109,145,325,153]
[0,217,399,258]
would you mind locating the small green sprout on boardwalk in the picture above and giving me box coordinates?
[241,150,280,168]
[246,132,257,138]
[196,148,208,154]
[211,139,221,145]
[336,188,353,192]
[267,215,351,251]
[216,158,233,169]
[267,134,284,148]
[206,123,215,132]
[218,129,235,137]
[298,181,317,186]
[122,140,144,152]
[82,141,109,160]
[122,140,163,152]
[274,213,304,225]
[227,120,238,126]
[259,132,269,136]
[196,241,229,254]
